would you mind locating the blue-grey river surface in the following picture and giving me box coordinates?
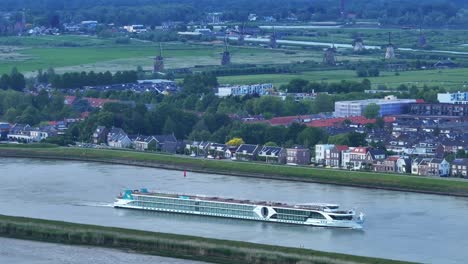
[1,158,468,264]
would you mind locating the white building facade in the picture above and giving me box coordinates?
[438,92,468,104]
[217,83,273,97]
[334,96,416,117]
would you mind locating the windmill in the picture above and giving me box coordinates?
[353,37,365,52]
[153,43,164,72]
[238,22,245,46]
[221,36,231,66]
[323,45,337,65]
[385,32,395,60]
[418,26,427,47]
[269,26,277,48]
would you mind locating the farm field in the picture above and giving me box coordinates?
[0,35,378,76]
[218,67,468,90]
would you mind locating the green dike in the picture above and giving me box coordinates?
[0,214,412,264]
[1,146,468,196]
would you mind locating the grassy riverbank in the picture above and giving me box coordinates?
[1,146,468,197]
[0,214,411,264]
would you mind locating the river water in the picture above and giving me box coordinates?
[1,158,468,264]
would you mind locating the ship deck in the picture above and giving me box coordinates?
[123,190,341,211]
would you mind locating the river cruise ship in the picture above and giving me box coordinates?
[114,189,365,229]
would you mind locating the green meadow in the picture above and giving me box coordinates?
[219,68,468,90]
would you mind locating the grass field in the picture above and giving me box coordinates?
[218,68,468,90]
[0,214,411,264]
[0,35,378,76]
[2,146,468,197]
[282,27,468,50]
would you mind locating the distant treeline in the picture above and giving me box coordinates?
[41,70,138,89]
[1,0,467,27]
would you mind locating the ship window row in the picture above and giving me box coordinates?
[134,201,255,215]
[198,201,253,210]
[276,211,325,219]
[277,215,307,222]
[275,208,310,216]
[199,208,255,217]
[134,201,196,211]
[135,196,254,210]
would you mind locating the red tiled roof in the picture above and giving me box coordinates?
[306,116,395,127]
[64,96,76,105]
[85,97,117,108]
[351,147,368,154]
[268,116,300,126]
[335,145,349,151]
[387,156,400,161]
[80,112,90,119]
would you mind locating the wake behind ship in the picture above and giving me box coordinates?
[114,189,365,229]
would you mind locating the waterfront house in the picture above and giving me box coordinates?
[0,123,10,140]
[154,134,178,152]
[426,158,450,177]
[7,124,33,143]
[451,158,468,177]
[235,144,261,161]
[315,144,335,165]
[107,127,132,148]
[412,158,449,177]
[412,158,429,176]
[325,145,348,167]
[92,126,108,144]
[373,156,399,173]
[286,146,311,165]
[257,146,286,164]
[30,126,58,142]
[208,143,229,159]
[396,157,412,174]
[134,136,158,151]
[349,147,369,170]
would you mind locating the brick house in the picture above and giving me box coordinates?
[286,146,311,165]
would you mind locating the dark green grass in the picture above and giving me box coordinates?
[0,214,413,264]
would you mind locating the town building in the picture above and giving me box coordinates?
[408,103,468,117]
[235,144,261,161]
[334,96,416,117]
[92,126,108,144]
[286,146,311,165]
[438,92,468,105]
[451,158,468,177]
[315,144,335,164]
[30,126,58,141]
[0,123,10,139]
[396,157,412,174]
[257,146,286,164]
[348,147,369,170]
[373,156,399,173]
[325,145,348,167]
[412,158,449,177]
[107,127,132,148]
[7,124,33,143]
[217,83,274,97]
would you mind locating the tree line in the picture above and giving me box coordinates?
[1,0,467,30]
[42,69,138,89]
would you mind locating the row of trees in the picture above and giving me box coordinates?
[0,89,73,125]
[47,70,138,89]
[280,79,371,94]
[0,68,26,91]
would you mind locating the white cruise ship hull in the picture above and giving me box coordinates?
[114,196,364,229]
